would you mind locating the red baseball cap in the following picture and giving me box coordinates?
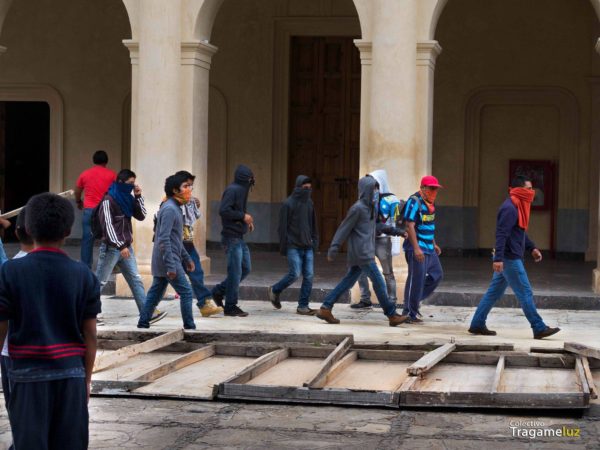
[420,175,443,188]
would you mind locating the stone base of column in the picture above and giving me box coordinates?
[593,268,600,293]
[115,256,211,297]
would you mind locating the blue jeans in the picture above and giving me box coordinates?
[321,262,397,317]
[81,208,94,269]
[470,258,547,335]
[0,238,8,266]
[138,271,195,329]
[272,248,314,308]
[95,243,146,313]
[212,237,251,311]
[184,242,212,308]
[403,251,443,319]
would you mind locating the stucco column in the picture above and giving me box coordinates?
[593,39,600,292]
[180,41,218,273]
[416,40,442,175]
[355,40,372,178]
[117,1,183,296]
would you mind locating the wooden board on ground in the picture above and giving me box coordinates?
[92,331,592,409]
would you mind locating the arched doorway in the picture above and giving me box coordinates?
[431,0,600,260]
[201,0,363,249]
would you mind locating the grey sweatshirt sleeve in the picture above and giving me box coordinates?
[157,207,178,274]
[328,206,360,259]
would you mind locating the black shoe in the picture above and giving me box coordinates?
[137,322,149,329]
[468,326,497,336]
[224,306,249,317]
[405,317,424,324]
[212,291,224,308]
[534,327,561,340]
[350,301,373,309]
[268,287,282,309]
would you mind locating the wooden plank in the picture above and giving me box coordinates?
[565,342,600,361]
[581,357,598,399]
[323,351,357,385]
[133,345,216,383]
[304,337,352,388]
[0,190,74,219]
[93,329,184,372]
[352,342,514,352]
[222,348,289,385]
[490,356,505,394]
[355,349,426,362]
[575,357,591,398]
[407,343,456,376]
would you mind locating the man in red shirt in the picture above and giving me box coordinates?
[74,151,116,268]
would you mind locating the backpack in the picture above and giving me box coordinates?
[395,194,422,234]
[90,199,104,240]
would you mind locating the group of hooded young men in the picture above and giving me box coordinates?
[75,150,560,339]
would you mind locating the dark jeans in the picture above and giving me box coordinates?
[358,237,397,303]
[80,208,94,269]
[212,237,251,311]
[470,258,547,334]
[138,271,196,329]
[272,248,314,308]
[403,251,443,319]
[8,377,89,450]
[322,262,397,317]
[184,242,212,308]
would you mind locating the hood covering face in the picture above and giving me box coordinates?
[292,175,312,202]
[358,175,379,214]
[369,169,390,195]
[234,164,254,187]
[295,175,311,187]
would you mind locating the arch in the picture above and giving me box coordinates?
[0,84,64,193]
[429,0,600,39]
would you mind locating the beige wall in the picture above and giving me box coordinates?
[0,0,131,190]
[207,0,360,204]
[433,0,599,251]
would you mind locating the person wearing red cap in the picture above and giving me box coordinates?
[401,175,444,323]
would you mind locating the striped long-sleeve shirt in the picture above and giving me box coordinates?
[98,194,146,250]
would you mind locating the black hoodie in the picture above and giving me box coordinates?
[219,165,254,239]
[278,175,318,255]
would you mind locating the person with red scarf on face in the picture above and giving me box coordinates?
[402,176,444,323]
[469,175,560,340]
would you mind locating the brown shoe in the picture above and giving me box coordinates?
[389,314,408,327]
[534,327,561,340]
[316,308,340,324]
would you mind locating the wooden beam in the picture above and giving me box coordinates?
[93,329,185,373]
[304,337,353,388]
[323,351,358,385]
[575,357,591,397]
[490,356,505,394]
[565,342,600,361]
[581,357,598,400]
[406,343,456,376]
[133,345,216,383]
[222,348,289,385]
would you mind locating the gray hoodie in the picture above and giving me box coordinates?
[328,175,379,267]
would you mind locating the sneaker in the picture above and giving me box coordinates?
[150,309,168,324]
[405,317,424,324]
[316,307,340,324]
[224,306,249,317]
[199,300,224,317]
[389,314,409,327]
[268,287,282,309]
[212,291,224,308]
[534,327,561,340]
[296,307,317,316]
[137,322,149,329]
[351,300,373,310]
[468,326,497,336]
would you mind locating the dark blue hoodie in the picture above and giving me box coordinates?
[219,165,254,239]
[493,197,537,262]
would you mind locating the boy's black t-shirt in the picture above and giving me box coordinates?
[0,248,101,382]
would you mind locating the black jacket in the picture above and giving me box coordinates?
[493,198,536,262]
[219,165,254,239]
[98,194,146,250]
[278,175,318,255]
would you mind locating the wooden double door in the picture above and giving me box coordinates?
[288,36,361,251]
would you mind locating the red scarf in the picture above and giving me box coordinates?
[420,190,437,214]
[509,187,535,230]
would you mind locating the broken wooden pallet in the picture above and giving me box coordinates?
[91,331,592,410]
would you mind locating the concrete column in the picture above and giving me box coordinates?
[117,1,183,295]
[415,40,442,175]
[180,40,218,273]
